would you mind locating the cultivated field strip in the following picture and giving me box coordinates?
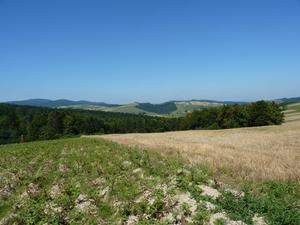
[98,120,300,181]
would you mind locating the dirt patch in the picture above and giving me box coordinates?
[127,215,139,225]
[44,202,63,216]
[0,184,15,199]
[27,183,39,197]
[75,194,97,214]
[99,186,110,199]
[209,212,246,225]
[253,214,267,225]
[199,185,221,199]
[59,163,69,173]
[49,184,63,199]
[0,172,19,199]
[92,177,106,187]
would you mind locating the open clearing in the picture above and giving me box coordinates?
[97,119,300,181]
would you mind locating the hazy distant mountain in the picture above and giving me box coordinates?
[275,97,300,105]
[6,97,298,116]
[7,99,119,108]
[5,98,245,116]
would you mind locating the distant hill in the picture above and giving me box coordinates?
[136,102,178,114]
[7,99,119,108]
[6,97,298,116]
[135,100,247,115]
[5,99,240,116]
[275,97,300,105]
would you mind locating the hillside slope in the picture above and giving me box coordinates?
[98,119,300,181]
[1,138,299,224]
[7,99,119,108]
[0,138,300,225]
[6,97,300,116]
[276,97,300,105]
[5,99,236,116]
[284,102,300,123]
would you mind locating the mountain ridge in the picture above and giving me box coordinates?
[5,97,299,116]
[7,99,120,108]
[6,98,247,107]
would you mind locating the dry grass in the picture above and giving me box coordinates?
[285,113,300,122]
[91,120,300,181]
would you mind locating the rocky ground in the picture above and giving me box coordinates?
[1,138,299,224]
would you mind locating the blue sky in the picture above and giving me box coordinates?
[1,0,300,103]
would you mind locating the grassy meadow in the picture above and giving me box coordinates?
[284,103,300,123]
[1,138,300,224]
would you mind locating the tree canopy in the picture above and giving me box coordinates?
[0,101,284,145]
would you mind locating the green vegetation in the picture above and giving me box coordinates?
[8,99,119,108]
[0,138,299,224]
[181,101,284,130]
[136,102,178,114]
[282,102,300,122]
[9,98,299,117]
[215,182,300,225]
[60,101,220,116]
[0,101,284,145]
[174,103,208,116]
[8,99,226,116]
[213,218,226,225]
[285,103,300,113]
[278,97,300,106]
[0,104,180,145]
[104,103,156,115]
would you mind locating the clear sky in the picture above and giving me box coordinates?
[1,0,300,103]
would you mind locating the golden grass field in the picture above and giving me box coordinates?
[93,113,300,182]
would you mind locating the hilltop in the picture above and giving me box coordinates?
[6,98,247,116]
[7,99,119,109]
[6,97,300,116]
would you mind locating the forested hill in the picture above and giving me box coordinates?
[6,99,241,116]
[0,104,180,145]
[276,97,300,105]
[5,98,299,117]
[7,99,119,108]
[0,101,284,145]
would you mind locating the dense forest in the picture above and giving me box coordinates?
[0,104,180,144]
[181,101,284,130]
[0,101,284,144]
[136,102,178,114]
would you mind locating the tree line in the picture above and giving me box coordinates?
[0,101,284,145]
[180,101,284,130]
[0,104,180,144]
